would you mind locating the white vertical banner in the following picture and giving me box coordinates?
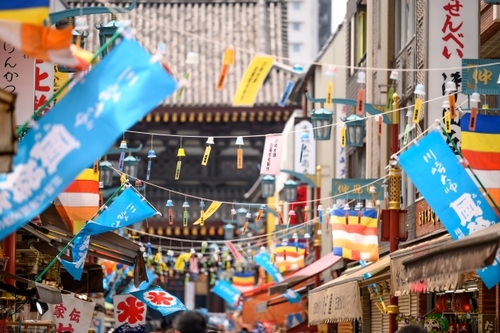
[427,1,479,128]
[42,293,96,333]
[0,42,35,125]
[184,281,196,310]
[34,59,54,116]
[293,119,316,175]
[260,134,284,175]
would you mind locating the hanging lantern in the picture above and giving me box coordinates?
[283,180,298,202]
[299,131,309,163]
[235,136,244,169]
[236,207,247,226]
[261,175,276,198]
[123,154,139,179]
[99,159,113,187]
[202,137,214,166]
[342,114,366,147]
[166,199,174,225]
[309,108,334,140]
[182,200,190,227]
[199,200,206,226]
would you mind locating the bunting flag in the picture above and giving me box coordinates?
[113,294,147,333]
[232,271,255,292]
[0,20,92,70]
[461,113,500,216]
[273,243,305,272]
[331,208,379,262]
[42,293,96,333]
[60,187,157,280]
[212,280,241,307]
[131,286,187,316]
[0,0,49,25]
[0,38,177,241]
[55,168,100,234]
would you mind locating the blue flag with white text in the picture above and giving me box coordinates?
[0,37,176,241]
[61,187,157,280]
[399,129,500,288]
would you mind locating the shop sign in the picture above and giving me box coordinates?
[479,314,496,333]
[331,178,384,200]
[461,59,500,95]
[414,199,444,238]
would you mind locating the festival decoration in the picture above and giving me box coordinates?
[273,240,305,272]
[118,136,127,171]
[166,197,174,225]
[256,204,266,222]
[278,80,294,107]
[232,54,275,106]
[232,271,255,292]
[412,83,425,124]
[43,293,96,333]
[287,209,295,229]
[193,201,222,225]
[217,46,235,90]
[212,280,241,307]
[175,139,186,180]
[146,137,156,180]
[469,92,480,130]
[423,314,449,333]
[182,199,190,227]
[0,0,49,25]
[331,208,379,262]
[356,71,366,116]
[242,209,251,234]
[235,136,244,169]
[317,204,323,224]
[259,134,284,175]
[340,125,346,148]
[113,294,147,333]
[202,136,214,166]
[199,200,206,226]
[299,131,309,163]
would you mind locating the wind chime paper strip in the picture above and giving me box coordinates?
[0,38,176,242]
[259,134,283,175]
[232,55,275,106]
[461,113,500,212]
[131,286,187,316]
[0,0,49,25]
[42,293,96,333]
[193,201,222,225]
[225,240,245,262]
[61,187,157,280]
[331,208,379,262]
[113,294,147,333]
[398,129,500,288]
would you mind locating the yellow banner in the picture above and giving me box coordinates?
[53,67,70,105]
[174,252,192,271]
[232,55,275,106]
[193,201,222,225]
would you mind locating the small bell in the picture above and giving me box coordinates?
[231,208,237,222]
[325,65,337,77]
[74,16,89,31]
[355,202,363,223]
[299,131,309,163]
[389,70,399,81]
[185,52,199,65]
[242,211,251,234]
[119,140,128,149]
[166,199,174,225]
[135,179,142,187]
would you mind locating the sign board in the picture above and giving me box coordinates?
[293,118,316,175]
[461,59,500,95]
[331,178,384,200]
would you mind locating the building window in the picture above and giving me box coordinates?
[292,22,301,31]
[395,0,415,53]
[292,43,301,52]
[293,2,300,10]
[356,11,367,64]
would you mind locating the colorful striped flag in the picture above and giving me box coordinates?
[273,242,305,272]
[331,208,379,262]
[55,168,100,234]
[0,0,49,25]
[232,271,256,292]
[0,20,92,70]
[461,113,500,216]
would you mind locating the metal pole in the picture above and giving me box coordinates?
[3,233,16,286]
[388,93,401,333]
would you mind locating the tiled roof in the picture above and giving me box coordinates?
[67,0,299,107]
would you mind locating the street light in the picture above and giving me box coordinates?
[224,223,235,240]
[342,114,366,147]
[261,175,276,198]
[236,207,248,226]
[309,108,334,140]
[95,14,119,57]
[283,180,298,202]
[99,159,114,187]
[123,154,139,179]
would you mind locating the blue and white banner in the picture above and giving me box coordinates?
[61,187,157,280]
[121,268,157,295]
[399,129,500,288]
[0,38,176,241]
[131,286,187,316]
[212,280,241,307]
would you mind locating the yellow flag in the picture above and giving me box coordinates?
[193,201,222,225]
[232,55,275,106]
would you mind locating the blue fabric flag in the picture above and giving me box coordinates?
[399,129,500,288]
[0,37,176,241]
[131,286,187,316]
[212,280,241,307]
[121,269,157,294]
[61,187,157,280]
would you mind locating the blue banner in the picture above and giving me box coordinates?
[253,252,284,283]
[121,268,157,295]
[212,280,241,307]
[0,38,176,241]
[131,286,187,316]
[399,130,500,288]
[61,187,157,280]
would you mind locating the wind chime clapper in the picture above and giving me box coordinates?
[469,92,481,131]
[175,139,186,180]
[177,52,199,100]
[356,71,366,116]
[235,136,244,169]
[118,136,128,171]
[299,131,309,163]
[216,46,235,90]
[412,84,426,124]
[202,137,214,166]
[182,199,190,227]
[166,198,174,225]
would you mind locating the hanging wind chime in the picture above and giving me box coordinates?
[217,46,235,90]
[147,135,156,180]
[176,138,186,180]
[356,71,366,116]
[166,194,174,225]
[182,198,190,227]
[199,200,206,226]
[202,137,214,166]
[235,136,244,169]
[118,134,127,171]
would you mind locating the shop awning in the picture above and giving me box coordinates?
[269,253,343,295]
[390,234,463,296]
[402,223,500,283]
[307,256,390,325]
